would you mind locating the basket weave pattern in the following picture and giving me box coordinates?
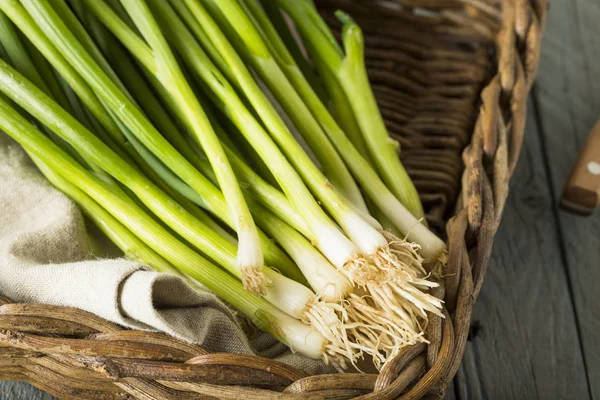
[0,1,547,398]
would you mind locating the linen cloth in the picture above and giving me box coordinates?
[0,133,333,375]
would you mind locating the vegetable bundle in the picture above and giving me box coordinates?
[0,0,447,370]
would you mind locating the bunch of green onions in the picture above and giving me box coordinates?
[0,0,447,369]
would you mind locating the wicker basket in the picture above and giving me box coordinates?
[0,0,547,398]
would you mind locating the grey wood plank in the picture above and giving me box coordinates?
[454,97,590,400]
[533,0,600,397]
[0,381,56,400]
[574,0,600,113]
[444,380,457,400]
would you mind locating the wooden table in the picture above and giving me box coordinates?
[450,0,600,397]
[2,0,599,398]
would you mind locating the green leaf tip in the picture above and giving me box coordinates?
[334,10,353,26]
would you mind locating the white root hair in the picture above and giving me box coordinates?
[318,231,445,370]
[302,298,361,370]
[336,231,445,369]
[241,266,270,296]
[340,253,382,287]
[344,292,428,370]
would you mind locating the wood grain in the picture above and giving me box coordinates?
[0,381,56,400]
[533,0,600,397]
[453,97,590,400]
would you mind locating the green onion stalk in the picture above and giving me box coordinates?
[218,0,448,265]
[2,0,445,367]
[0,0,299,285]
[180,0,444,330]
[0,0,134,166]
[245,0,401,236]
[71,7,355,305]
[183,0,445,359]
[82,0,379,288]
[74,7,312,260]
[175,0,408,280]
[162,3,365,213]
[161,0,279,189]
[274,0,426,224]
[0,106,337,366]
[194,0,393,235]
[35,159,180,276]
[193,1,369,214]
[0,29,304,328]
[0,10,92,170]
[190,109,435,367]
[119,0,267,294]
[119,110,352,305]
[197,0,427,285]
[241,3,399,236]
[0,17,361,365]
[125,0,440,362]
[257,0,329,104]
[69,0,313,273]
[122,85,355,305]
[0,57,363,368]
[67,0,438,365]
[215,0,446,263]
[207,121,438,368]
[17,0,268,295]
[11,0,322,298]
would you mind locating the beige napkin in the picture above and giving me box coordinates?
[0,133,334,375]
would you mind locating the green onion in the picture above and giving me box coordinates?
[0,0,448,369]
[34,157,181,276]
[0,96,329,361]
[190,0,446,359]
[72,9,328,290]
[226,0,446,262]
[184,0,440,292]
[120,0,267,294]
[0,1,136,165]
[78,0,312,238]
[19,0,267,294]
[74,9,310,278]
[0,0,299,283]
[149,0,445,357]
[175,0,395,280]
[84,2,445,356]
[198,0,367,212]
[85,0,376,286]
[0,57,361,367]
[254,0,329,104]
[274,0,426,222]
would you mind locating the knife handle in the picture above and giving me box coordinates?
[560,119,600,215]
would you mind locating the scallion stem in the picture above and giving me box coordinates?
[86,0,366,281]
[256,0,329,104]
[0,95,326,359]
[0,58,362,363]
[240,0,447,261]
[116,0,265,293]
[0,56,272,297]
[3,19,303,287]
[0,0,447,369]
[34,156,180,275]
[0,0,135,164]
[19,0,267,293]
[201,0,367,212]
[274,1,426,222]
